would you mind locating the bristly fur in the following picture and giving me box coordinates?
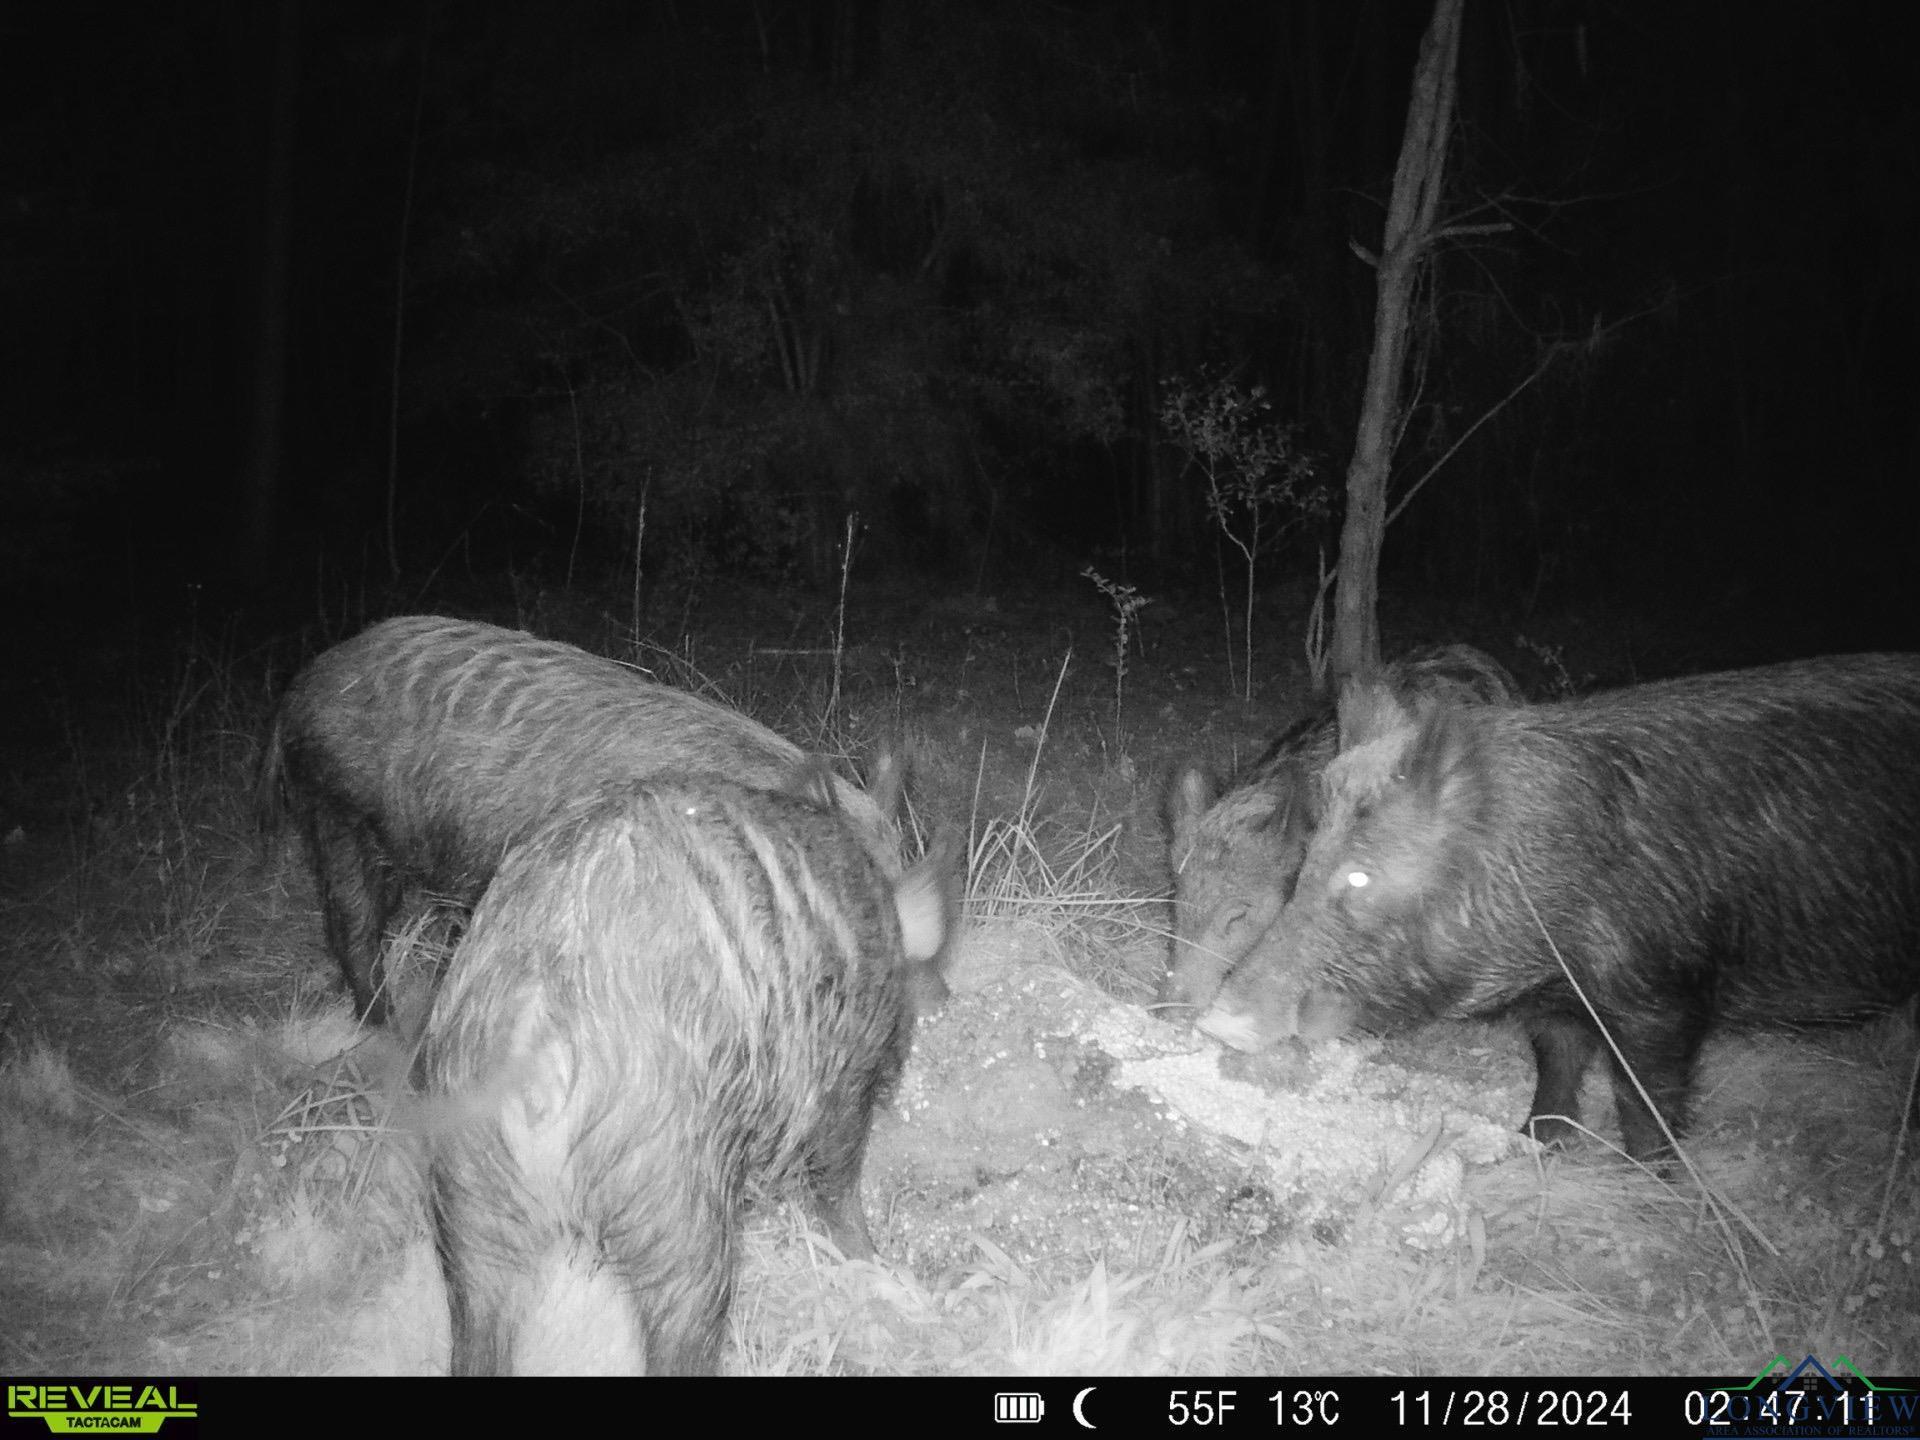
[1161,645,1520,1012]
[1203,653,1920,1160]
[258,616,906,1022]
[425,778,958,1376]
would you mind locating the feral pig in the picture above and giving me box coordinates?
[424,777,959,1376]
[1198,654,1920,1161]
[1163,645,1520,1012]
[258,616,904,1023]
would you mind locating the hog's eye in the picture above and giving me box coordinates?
[1343,868,1370,892]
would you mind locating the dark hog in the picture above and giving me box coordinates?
[1198,653,1920,1161]
[1163,645,1520,1013]
[258,616,905,1023]
[423,776,960,1376]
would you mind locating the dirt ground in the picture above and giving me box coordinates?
[1,579,1915,1377]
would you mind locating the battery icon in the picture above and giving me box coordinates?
[994,1392,1045,1423]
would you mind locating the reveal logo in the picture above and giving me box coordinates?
[6,1384,197,1436]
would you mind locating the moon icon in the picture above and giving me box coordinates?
[1073,1386,1097,1429]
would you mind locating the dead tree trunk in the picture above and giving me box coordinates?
[1331,0,1464,682]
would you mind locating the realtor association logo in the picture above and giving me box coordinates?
[6,1384,196,1436]
[1691,1355,1918,1436]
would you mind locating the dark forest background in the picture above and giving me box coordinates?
[4,0,1914,646]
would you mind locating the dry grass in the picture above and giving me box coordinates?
[2,611,1914,1379]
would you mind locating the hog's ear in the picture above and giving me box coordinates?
[1400,693,1486,815]
[894,828,966,1011]
[1263,764,1314,832]
[864,749,905,822]
[787,753,841,811]
[1335,676,1410,750]
[1167,764,1217,844]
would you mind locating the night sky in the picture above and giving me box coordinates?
[4,0,1914,650]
